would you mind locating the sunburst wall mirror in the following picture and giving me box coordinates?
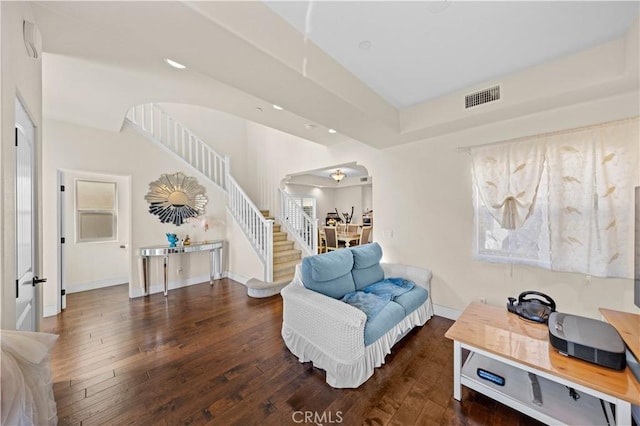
[145,172,207,226]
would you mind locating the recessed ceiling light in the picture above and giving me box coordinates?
[328,128,337,134]
[358,40,372,50]
[273,104,283,110]
[163,58,186,69]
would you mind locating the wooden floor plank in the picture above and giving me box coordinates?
[44,280,544,425]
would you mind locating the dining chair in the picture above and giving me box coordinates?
[337,223,346,234]
[347,224,360,234]
[359,226,372,245]
[318,228,327,253]
[323,227,342,251]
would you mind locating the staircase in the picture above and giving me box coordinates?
[125,103,302,297]
[246,211,301,297]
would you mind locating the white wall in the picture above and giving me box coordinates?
[334,186,363,225]
[42,120,243,314]
[1,2,43,329]
[362,185,372,215]
[246,91,640,319]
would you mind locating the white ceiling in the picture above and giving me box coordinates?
[31,1,640,149]
[265,1,639,108]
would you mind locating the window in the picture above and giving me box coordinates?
[471,117,637,278]
[286,196,315,224]
[76,180,117,242]
[473,170,550,269]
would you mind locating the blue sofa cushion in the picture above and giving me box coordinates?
[393,286,429,316]
[364,301,405,346]
[301,249,356,299]
[363,278,414,298]
[350,243,384,291]
[341,291,391,320]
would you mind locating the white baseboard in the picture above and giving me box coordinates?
[433,304,461,320]
[67,278,128,294]
[129,271,231,298]
[226,271,249,285]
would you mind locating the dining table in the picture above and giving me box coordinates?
[320,228,361,248]
[337,232,360,247]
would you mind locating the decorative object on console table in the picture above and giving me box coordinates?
[166,233,178,247]
[145,172,207,226]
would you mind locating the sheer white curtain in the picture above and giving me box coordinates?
[546,119,638,278]
[471,117,638,278]
[470,137,546,230]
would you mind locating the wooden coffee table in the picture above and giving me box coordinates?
[445,302,640,425]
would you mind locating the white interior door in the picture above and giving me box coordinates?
[60,171,129,297]
[15,97,40,331]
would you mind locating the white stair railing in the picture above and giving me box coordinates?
[126,103,227,190]
[227,175,273,282]
[125,103,274,282]
[278,189,318,257]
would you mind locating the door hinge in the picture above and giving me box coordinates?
[61,289,66,296]
[16,279,19,298]
[61,237,65,244]
[60,185,65,192]
[15,128,18,147]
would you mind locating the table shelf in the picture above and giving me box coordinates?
[462,352,614,425]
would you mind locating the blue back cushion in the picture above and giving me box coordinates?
[301,249,356,299]
[350,243,384,291]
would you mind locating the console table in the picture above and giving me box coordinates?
[445,302,640,425]
[140,241,224,296]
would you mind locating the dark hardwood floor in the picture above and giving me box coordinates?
[42,279,543,425]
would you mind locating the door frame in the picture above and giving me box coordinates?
[14,95,40,331]
[57,169,132,311]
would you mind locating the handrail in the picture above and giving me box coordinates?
[227,175,273,282]
[278,189,317,257]
[126,103,273,283]
[126,103,227,190]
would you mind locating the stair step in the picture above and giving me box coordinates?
[245,277,290,298]
[272,273,295,285]
[273,232,288,242]
[273,240,295,252]
[273,259,301,275]
[272,224,281,233]
[274,249,301,264]
[260,210,270,217]
[273,271,295,283]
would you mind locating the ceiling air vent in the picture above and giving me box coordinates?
[465,85,500,109]
[360,177,369,183]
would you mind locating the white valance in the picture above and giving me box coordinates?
[470,137,546,230]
